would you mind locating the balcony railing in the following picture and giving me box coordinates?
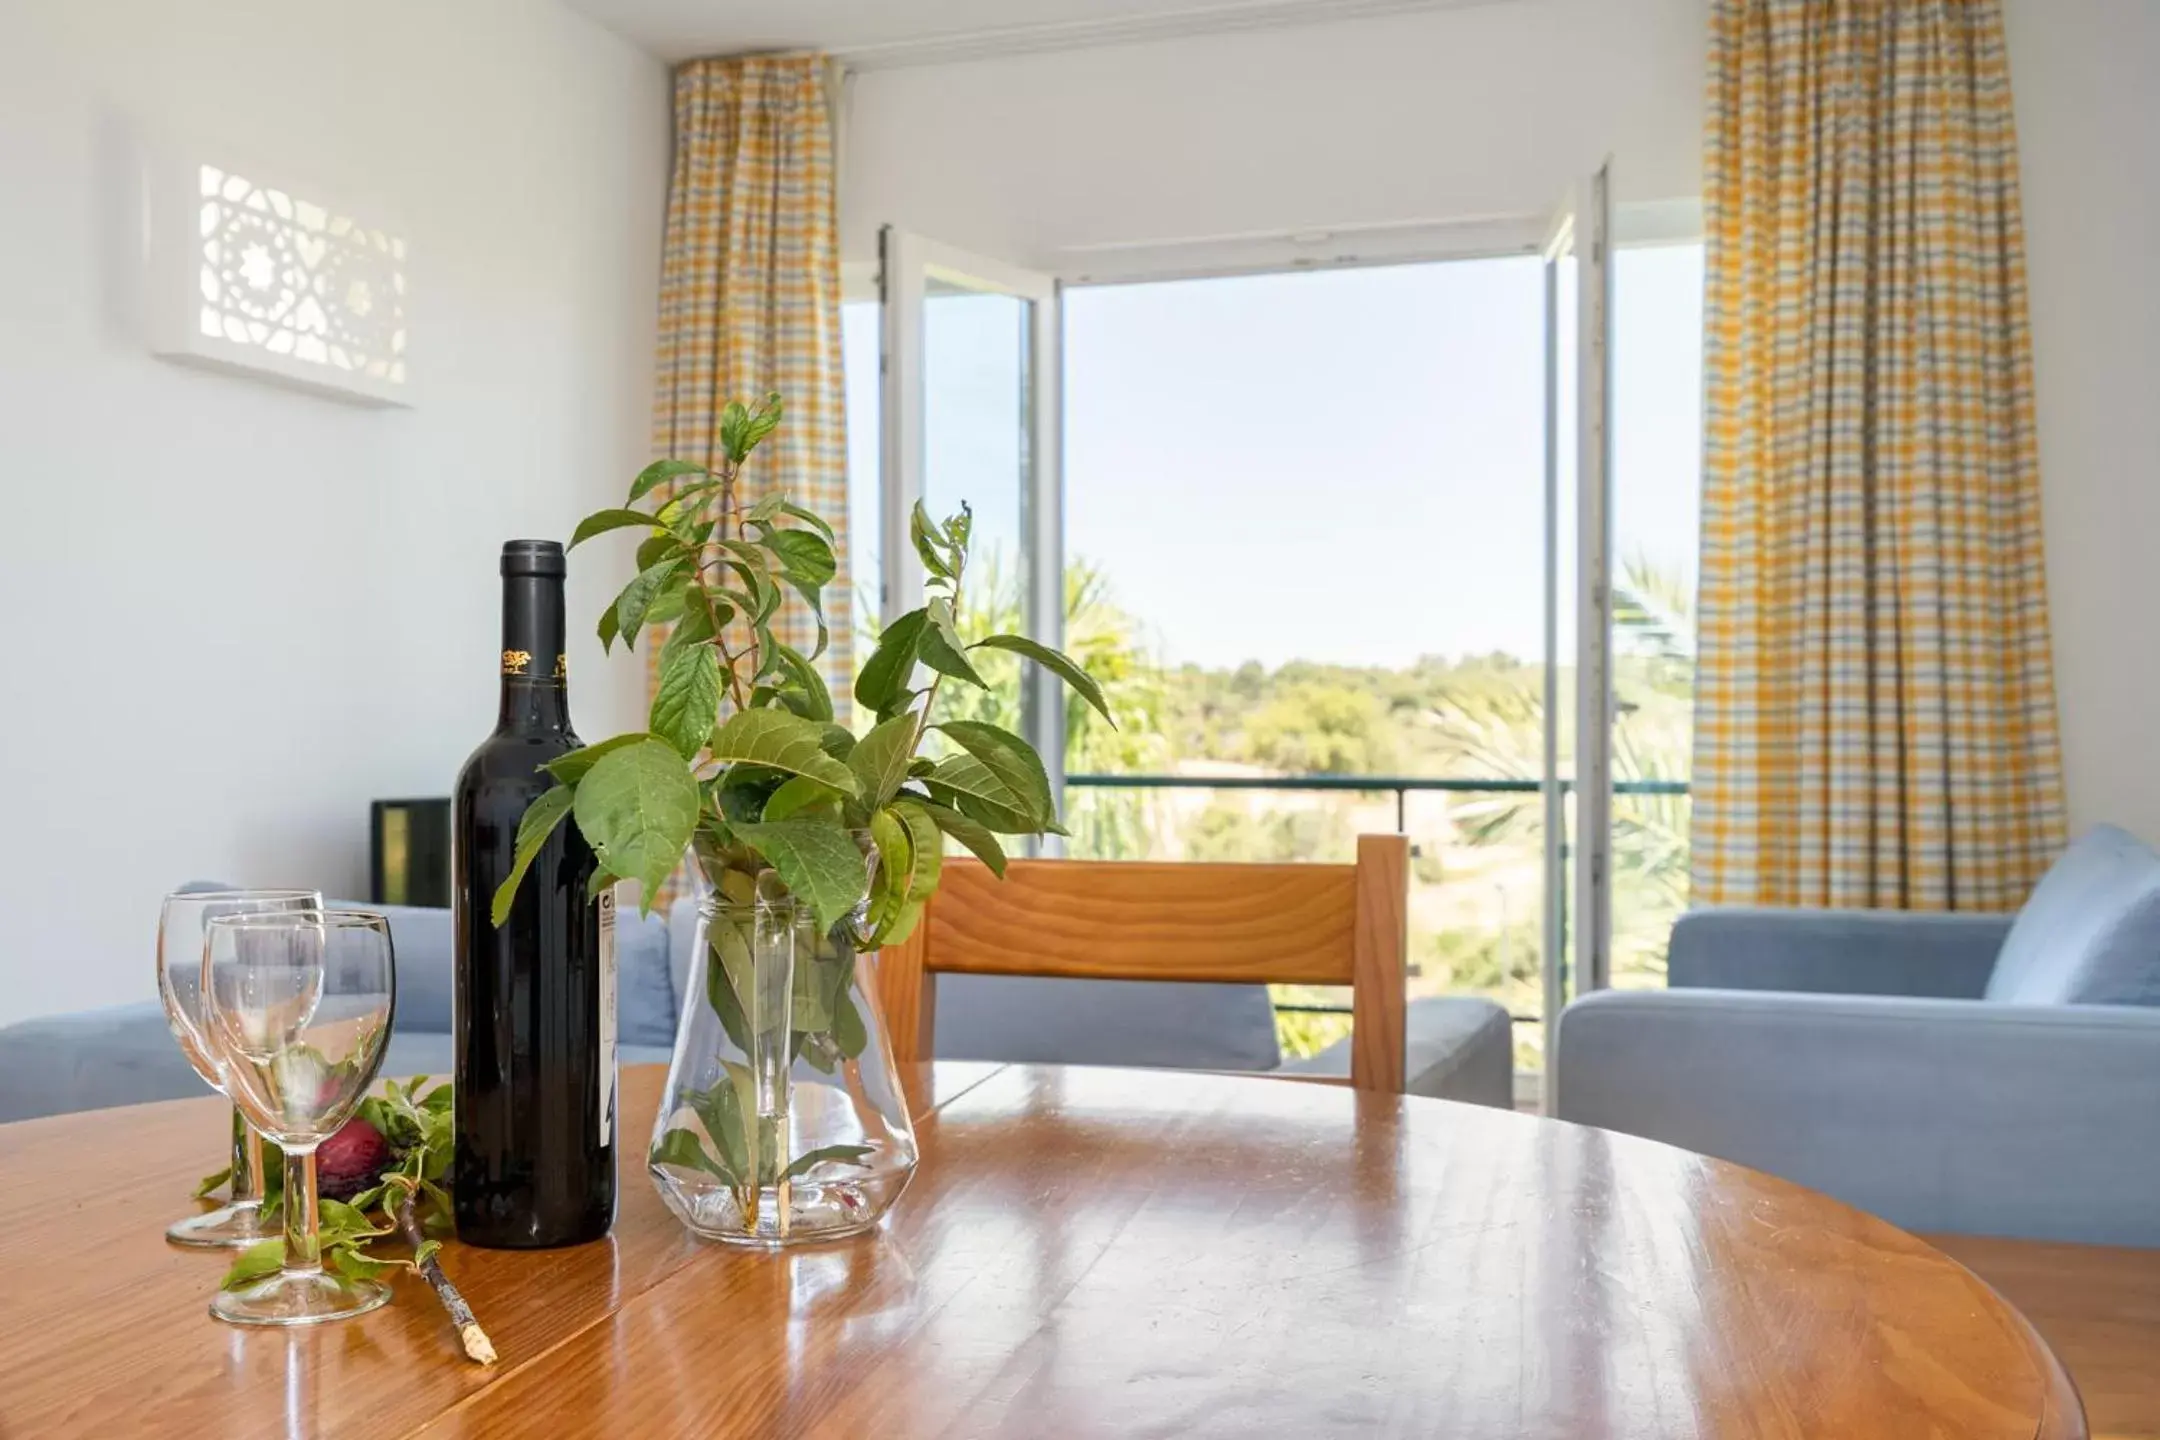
[1060,772,1693,1020]
[1065,772,1690,832]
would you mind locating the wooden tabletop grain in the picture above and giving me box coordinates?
[0,1063,2087,1439]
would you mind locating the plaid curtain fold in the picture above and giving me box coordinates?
[650,53,852,712]
[1691,0,2067,910]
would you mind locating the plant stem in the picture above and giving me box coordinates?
[397,1188,496,1365]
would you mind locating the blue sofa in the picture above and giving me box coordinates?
[1554,825,2160,1246]
[1,894,1514,1123]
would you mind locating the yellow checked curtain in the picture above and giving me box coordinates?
[650,54,851,707]
[1691,0,2066,910]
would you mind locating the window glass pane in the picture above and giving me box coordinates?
[1063,258,1549,1065]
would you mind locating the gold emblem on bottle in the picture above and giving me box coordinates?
[501,649,533,676]
[553,654,569,680]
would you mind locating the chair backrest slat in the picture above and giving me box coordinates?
[877,834,1410,1092]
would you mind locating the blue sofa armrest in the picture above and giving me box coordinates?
[1553,988,2160,1245]
[1668,907,2012,997]
[1284,996,1514,1107]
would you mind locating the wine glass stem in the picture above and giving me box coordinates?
[230,1106,266,1209]
[282,1148,322,1276]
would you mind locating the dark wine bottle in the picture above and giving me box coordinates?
[452,539,617,1248]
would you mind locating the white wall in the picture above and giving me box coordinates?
[839,0,1708,269]
[0,0,667,1025]
[841,0,2160,846]
[2003,0,2160,845]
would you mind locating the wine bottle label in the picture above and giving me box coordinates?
[598,887,617,1147]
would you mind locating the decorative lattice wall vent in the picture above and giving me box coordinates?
[147,154,411,407]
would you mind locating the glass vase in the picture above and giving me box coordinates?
[649,871,918,1246]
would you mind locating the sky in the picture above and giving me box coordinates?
[843,244,1702,673]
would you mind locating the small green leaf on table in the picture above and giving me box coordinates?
[221,1239,284,1291]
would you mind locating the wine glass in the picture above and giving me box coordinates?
[201,909,396,1326]
[158,888,322,1248]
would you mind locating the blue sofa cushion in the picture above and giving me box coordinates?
[931,975,1283,1071]
[1986,825,2160,1006]
[333,901,678,1048]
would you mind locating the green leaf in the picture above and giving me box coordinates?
[688,1066,753,1179]
[938,721,1057,829]
[895,800,944,904]
[847,714,920,815]
[972,634,1114,725]
[220,1239,286,1291]
[769,642,834,724]
[746,492,785,527]
[651,1125,730,1181]
[910,501,954,579]
[569,508,669,551]
[613,557,688,648]
[597,600,621,654]
[318,1197,375,1241]
[743,392,784,453]
[855,608,927,715]
[704,919,752,1053]
[925,762,1049,836]
[636,531,683,572]
[718,401,752,463]
[762,774,843,823]
[588,868,620,901]
[329,1248,396,1283]
[779,1144,873,1183]
[412,1239,443,1271]
[660,597,720,664]
[767,529,836,589]
[865,806,912,933]
[831,987,868,1058]
[777,500,835,541]
[649,645,723,758]
[629,458,706,504]
[641,577,694,628]
[489,783,575,926]
[727,820,871,934]
[819,724,857,760]
[879,896,927,948]
[544,733,651,786]
[919,600,989,688]
[907,799,1008,877]
[193,1166,232,1200]
[572,739,701,914]
[707,710,860,795]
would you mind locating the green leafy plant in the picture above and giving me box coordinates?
[211,1079,496,1363]
[489,392,1108,1220]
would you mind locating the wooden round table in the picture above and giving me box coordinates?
[0,1063,2080,1438]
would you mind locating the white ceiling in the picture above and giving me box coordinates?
[561,0,1503,68]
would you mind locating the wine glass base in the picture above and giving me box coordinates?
[209,1269,392,1328]
[166,1202,269,1250]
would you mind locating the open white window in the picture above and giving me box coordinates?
[1543,163,1616,1058]
[876,227,1065,814]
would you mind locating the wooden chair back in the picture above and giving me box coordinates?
[876,833,1410,1091]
